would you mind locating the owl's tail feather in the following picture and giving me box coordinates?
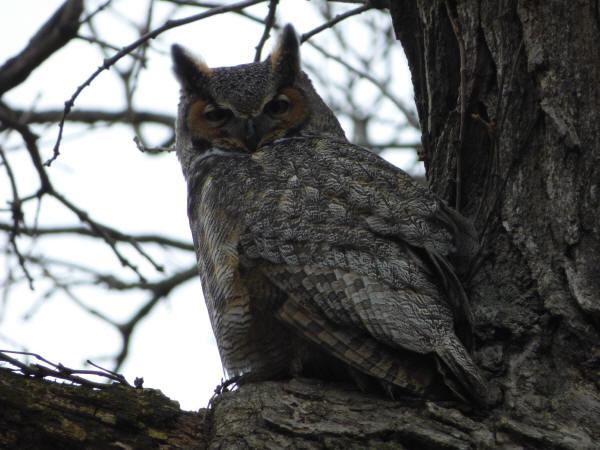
[277,298,436,397]
[436,338,495,407]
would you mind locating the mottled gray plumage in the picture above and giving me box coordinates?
[172,24,489,404]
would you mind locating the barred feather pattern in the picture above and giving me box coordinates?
[185,137,488,403]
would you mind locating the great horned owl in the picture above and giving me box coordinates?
[172,24,489,405]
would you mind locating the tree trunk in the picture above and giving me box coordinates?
[2,2,599,448]
[391,0,600,443]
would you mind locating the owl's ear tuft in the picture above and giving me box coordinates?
[269,24,300,88]
[171,44,211,90]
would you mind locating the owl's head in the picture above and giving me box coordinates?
[171,24,345,177]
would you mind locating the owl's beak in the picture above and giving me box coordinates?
[244,119,259,151]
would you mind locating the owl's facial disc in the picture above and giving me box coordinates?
[186,88,308,153]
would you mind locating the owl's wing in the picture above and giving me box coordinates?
[276,290,436,396]
[328,141,477,333]
[259,261,488,404]
[238,139,487,402]
[246,138,475,330]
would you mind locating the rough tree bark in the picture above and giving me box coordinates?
[2,1,599,448]
[391,0,600,444]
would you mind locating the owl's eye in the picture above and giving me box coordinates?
[204,105,232,124]
[263,94,291,117]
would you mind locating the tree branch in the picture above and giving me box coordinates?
[307,40,420,130]
[300,4,371,42]
[0,0,84,96]
[0,222,193,251]
[254,0,279,62]
[0,350,131,388]
[8,107,174,127]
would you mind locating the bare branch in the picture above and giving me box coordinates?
[0,110,51,289]
[0,350,132,388]
[0,0,84,96]
[134,136,175,154]
[307,40,420,130]
[254,0,279,62]
[0,146,33,289]
[300,4,371,43]
[10,107,174,127]
[50,190,152,282]
[159,0,222,6]
[76,34,145,58]
[0,223,194,251]
[0,108,52,193]
[0,147,21,221]
[113,266,198,370]
[79,0,112,25]
[1,103,172,280]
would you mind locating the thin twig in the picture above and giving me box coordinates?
[0,147,19,205]
[1,108,169,276]
[0,113,48,288]
[0,222,194,251]
[111,266,198,371]
[50,190,148,282]
[0,146,33,289]
[120,0,155,149]
[207,376,240,410]
[35,264,118,325]
[133,136,175,154]
[254,0,279,61]
[76,34,145,59]
[307,40,420,129]
[79,0,112,25]
[0,350,132,388]
[9,107,174,127]
[300,4,370,42]
[0,108,51,192]
[159,0,223,6]
[87,359,129,384]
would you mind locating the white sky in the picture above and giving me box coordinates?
[0,0,419,411]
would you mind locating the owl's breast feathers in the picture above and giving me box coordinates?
[187,137,488,404]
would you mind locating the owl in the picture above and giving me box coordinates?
[172,24,489,405]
